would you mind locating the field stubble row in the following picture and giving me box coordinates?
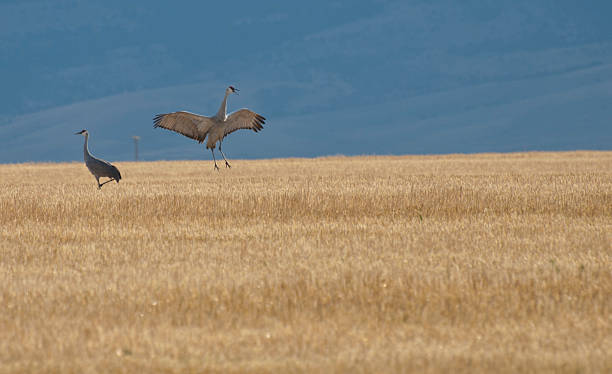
[0,152,610,373]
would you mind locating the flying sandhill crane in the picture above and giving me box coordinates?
[75,130,122,189]
[153,86,266,170]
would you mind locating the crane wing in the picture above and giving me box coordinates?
[224,109,266,136]
[153,111,214,143]
[86,156,121,180]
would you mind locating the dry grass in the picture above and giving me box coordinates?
[0,151,611,373]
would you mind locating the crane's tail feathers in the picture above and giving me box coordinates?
[113,167,122,182]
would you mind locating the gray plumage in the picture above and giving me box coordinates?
[153,85,266,170]
[75,129,121,189]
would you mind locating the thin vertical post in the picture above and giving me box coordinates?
[132,136,140,161]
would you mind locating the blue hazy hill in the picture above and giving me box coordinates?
[1,0,611,162]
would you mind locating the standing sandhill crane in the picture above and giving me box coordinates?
[153,86,266,170]
[75,130,122,189]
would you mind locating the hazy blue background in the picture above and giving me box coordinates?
[1,0,611,163]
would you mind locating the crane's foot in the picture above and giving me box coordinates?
[214,163,220,171]
[97,184,102,190]
[225,161,231,168]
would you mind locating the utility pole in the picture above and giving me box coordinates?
[132,136,140,161]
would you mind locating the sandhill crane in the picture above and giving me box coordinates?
[75,130,122,189]
[153,86,266,170]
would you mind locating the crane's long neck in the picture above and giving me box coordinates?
[83,133,90,161]
[215,91,230,120]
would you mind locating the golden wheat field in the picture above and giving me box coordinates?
[0,152,611,373]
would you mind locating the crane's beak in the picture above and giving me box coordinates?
[74,131,81,135]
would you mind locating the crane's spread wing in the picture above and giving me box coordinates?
[153,111,214,143]
[224,109,266,136]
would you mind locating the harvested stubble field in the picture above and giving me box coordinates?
[0,152,611,373]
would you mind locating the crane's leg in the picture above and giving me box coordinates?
[219,141,231,168]
[96,176,101,190]
[211,149,220,171]
[99,179,114,188]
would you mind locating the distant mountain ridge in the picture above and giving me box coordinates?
[1,1,611,162]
